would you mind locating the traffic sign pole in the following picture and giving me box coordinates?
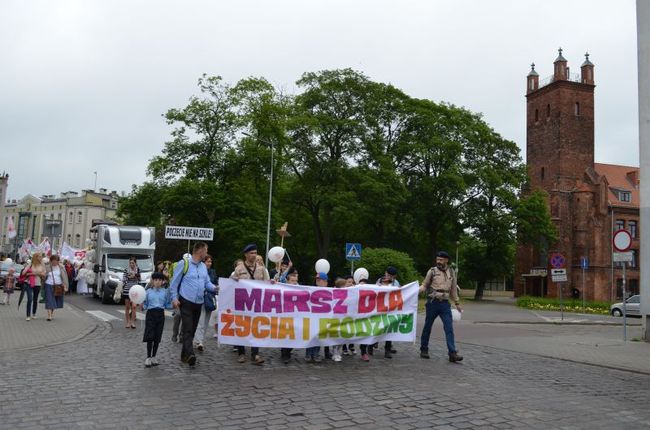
[623,262,627,341]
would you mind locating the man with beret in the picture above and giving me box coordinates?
[419,251,463,362]
[230,243,269,365]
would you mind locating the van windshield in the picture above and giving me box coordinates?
[107,254,153,272]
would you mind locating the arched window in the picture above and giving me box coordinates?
[546,104,551,118]
[541,167,545,180]
[75,234,81,247]
[535,109,539,122]
[575,102,580,115]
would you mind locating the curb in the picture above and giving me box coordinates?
[457,339,650,376]
[0,300,110,353]
[471,320,642,326]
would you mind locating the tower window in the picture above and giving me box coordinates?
[546,104,551,118]
[541,167,545,180]
[575,102,580,115]
[535,109,539,122]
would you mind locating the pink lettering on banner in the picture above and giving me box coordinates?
[310,290,332,313]
[332,289,349,314]
[234,288,262,312]
[262,289,283,313]
[283,290,310,313]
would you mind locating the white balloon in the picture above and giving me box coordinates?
[183,253,191,260]
[4,258,12,264]
[42,257,50,265]
[128,284,146,305]
[451,309,462,322]
[353,268,369,284]
[314,259,330,274]
[267,246,285,263]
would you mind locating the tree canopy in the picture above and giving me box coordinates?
[118,69,544,287]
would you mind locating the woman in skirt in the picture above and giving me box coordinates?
[142,272,173,368]
[123,257,141,329]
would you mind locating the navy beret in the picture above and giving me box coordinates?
[436,251,451,259]
[242,243,257,254]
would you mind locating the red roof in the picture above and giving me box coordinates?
[594,163,639,208]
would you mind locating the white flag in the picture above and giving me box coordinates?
[6,217,16,239]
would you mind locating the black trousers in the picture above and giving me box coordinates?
[237,345,259,358]
[180,296,203,359]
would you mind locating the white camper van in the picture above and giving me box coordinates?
[90,223,155,304]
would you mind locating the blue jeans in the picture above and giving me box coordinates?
[305,346,320,358]
[25,285,41,317]
[420,299,456,354]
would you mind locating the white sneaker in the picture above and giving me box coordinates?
[144,358,152,368]
[333,354,342,362]
[26,317,31,321]
[151,357,159,366]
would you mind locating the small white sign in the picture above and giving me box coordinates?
[613,252,633,262]
[551,268,567,282]
[530,269,547,277]
[165,225,214,241]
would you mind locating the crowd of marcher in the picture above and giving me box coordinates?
[135,241,464,369]
[1,242,464,369]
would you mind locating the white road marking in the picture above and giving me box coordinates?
[86,310,121,322]
[117,309,145,321]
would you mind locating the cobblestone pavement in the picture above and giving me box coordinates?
[2,298,650,430]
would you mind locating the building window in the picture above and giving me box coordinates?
[535,109,539,122]
[546,104,551,118]
[77,211,82,223]
[75,234,81,248]
[618,191,631,202]
[68,211,73,224]
[575,102,580,115]
[616,219,625,231]
[631,250,638,268]
[629,220,637,238]
[66,234,71,244]
[541,167,545,180]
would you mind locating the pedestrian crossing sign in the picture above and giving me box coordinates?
[345,243,362,261]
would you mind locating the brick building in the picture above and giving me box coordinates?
[515,49,640,302]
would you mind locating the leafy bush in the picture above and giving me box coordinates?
[516,296,610,315]
[359,248,421,285]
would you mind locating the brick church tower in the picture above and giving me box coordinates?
[515,49,630,301]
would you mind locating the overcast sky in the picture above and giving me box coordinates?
[0,0,640,200]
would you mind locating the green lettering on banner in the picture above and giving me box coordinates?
[385,314,400,333]
[369,315,383,336]
[339,317,355,339]
[398,313,414,334]
[354,317,370,336]
[318,318,339,339]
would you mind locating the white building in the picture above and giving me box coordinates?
[0,174,119,255]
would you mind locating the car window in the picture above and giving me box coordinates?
[627,296,640,304]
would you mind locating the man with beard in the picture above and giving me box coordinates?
[419,251,463,363]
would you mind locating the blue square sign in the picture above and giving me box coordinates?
[345,243,362,261]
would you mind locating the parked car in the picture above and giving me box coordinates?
[610,295,641,317]
[0,261,25,290]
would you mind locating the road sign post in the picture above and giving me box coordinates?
[549,253,567,321]
[613,229,633,341]
[581,256,588,313]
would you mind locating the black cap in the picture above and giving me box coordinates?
[242,243,257,254]
[150,272,166,280]
[436,251,451,259]
[386,266,398,276]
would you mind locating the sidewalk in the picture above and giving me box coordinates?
[446,300,650,375]
[0,295,98,352]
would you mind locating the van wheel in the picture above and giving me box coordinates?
[611,308,623,317]
[101,289,113,304]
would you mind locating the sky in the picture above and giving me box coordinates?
[0,0,640,201]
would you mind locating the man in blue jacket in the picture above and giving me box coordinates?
[170,242,218,366]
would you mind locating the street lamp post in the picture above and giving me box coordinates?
[243,132,275,267]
